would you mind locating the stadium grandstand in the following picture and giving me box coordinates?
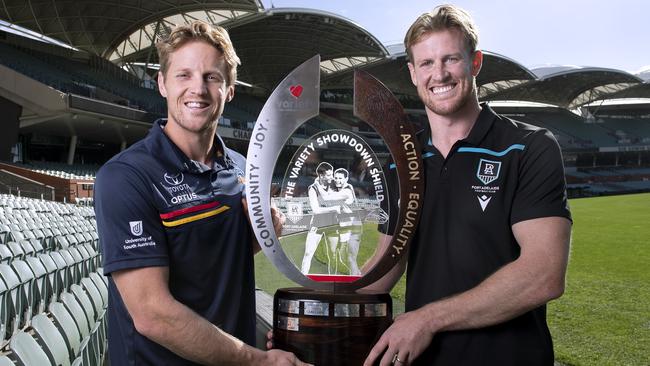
[0,0,648,364]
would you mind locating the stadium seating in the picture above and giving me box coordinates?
[0,41,165,115]
[0,193,107,365]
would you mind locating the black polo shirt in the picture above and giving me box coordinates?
[94,119,255,365]
[385,104,571,365]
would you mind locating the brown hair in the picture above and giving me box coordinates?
[404,4,479,61]
[156,20,240,86]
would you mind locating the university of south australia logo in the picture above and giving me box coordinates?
[476,158,501,185]
[129,221,143,236]
[164,172,184,186]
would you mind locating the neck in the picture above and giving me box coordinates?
[163,121,217,165]
[427,99,482,158]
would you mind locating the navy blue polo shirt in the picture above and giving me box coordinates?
[94,119,255,365]
[384,104,571,366]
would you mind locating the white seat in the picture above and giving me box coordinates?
[0,263,26,334]
[60,291,90,339]
[89,272,108,306]
[9,331,52,366]
[31,313,71,366]
[0,355,14,366]
[10,260,37,320]
[49,301,81,360]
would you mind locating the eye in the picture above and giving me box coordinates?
[206,74,224,82]
[444,56,460,64]
[175,73,188,78]
[420,60,433,67]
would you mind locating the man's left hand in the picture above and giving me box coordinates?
[363,308,435,366]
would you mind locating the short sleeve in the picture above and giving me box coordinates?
[511,130,572,225]
[94,162,169,275]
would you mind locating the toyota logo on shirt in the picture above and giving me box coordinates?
[164,172,184,186]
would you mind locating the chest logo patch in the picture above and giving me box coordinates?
[129,221,143,236]
[476,159,501,185]
[477,195,492,211]
[164,172,184,186]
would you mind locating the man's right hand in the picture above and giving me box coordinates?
[263,349,313,366]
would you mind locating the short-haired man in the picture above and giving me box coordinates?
[332,168,362,275]
[301,162,340,274]
[364,5,572,366]
[95,20,307,365]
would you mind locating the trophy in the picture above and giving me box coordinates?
[245,55,423,365]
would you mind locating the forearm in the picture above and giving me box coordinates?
[138,297,266,365]
[418,258,562,333]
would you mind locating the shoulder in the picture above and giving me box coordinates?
[492,113,560,150]
[96,141,157,193]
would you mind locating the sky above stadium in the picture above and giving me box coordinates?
[264,0,649,75]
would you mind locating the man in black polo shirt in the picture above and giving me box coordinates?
[364,5,572,366]
[95,20,306,365]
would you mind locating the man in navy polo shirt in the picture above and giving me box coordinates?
[95,20,307,365]
[365,5,572,366]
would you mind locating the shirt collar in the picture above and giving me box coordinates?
[462,103,497,146]
[147,118,233,173]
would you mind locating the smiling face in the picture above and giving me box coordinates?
[407,28,482,117]
[318,169,334,186]
[334,172,348,189]
[158,40,234,135]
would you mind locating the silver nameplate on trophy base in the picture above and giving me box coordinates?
[303,301,330,316]
[277,315,300,331]
[277,299,300,314]
[334,303,361,317]
[364,303,388,317]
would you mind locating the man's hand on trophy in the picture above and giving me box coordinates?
[264,331,313,365]
[262,349,312,366]
[271,202,286,237]
[363,307,435,366]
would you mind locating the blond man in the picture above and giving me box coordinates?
[95,20,306,365]
[365,5,571,366]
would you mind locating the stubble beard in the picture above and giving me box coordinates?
[421,79,477,117]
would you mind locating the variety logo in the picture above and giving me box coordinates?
[476,159,501,185]
[129,221,143,236]
[164,172,184,186]
[289,84,303,98]
[477,195,492,212]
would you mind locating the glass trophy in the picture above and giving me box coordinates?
[245,55,423,365]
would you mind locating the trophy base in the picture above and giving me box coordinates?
[273,287,392,366]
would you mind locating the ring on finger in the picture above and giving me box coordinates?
[392,353,404,364]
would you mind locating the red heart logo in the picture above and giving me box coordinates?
[289,85,303,98]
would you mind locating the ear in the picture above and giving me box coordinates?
[471,50,483,77]
[407,62,418,87]
[157,72,167,98]
[226,85,234,102]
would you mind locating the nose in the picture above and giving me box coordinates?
[431,62,450,83]
[189,77,208,95]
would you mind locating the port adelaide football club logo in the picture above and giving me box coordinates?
[476,159,501,185]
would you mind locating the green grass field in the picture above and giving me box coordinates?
[254,193,650,365]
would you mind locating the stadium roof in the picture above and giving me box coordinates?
[0,0,263,56]
[1,2,647,107]
[483,67,644,109]
[227,8,388,92]
[321,48,537,99]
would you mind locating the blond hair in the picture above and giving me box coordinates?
[404,4,479,61]
[156,20,240,86]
